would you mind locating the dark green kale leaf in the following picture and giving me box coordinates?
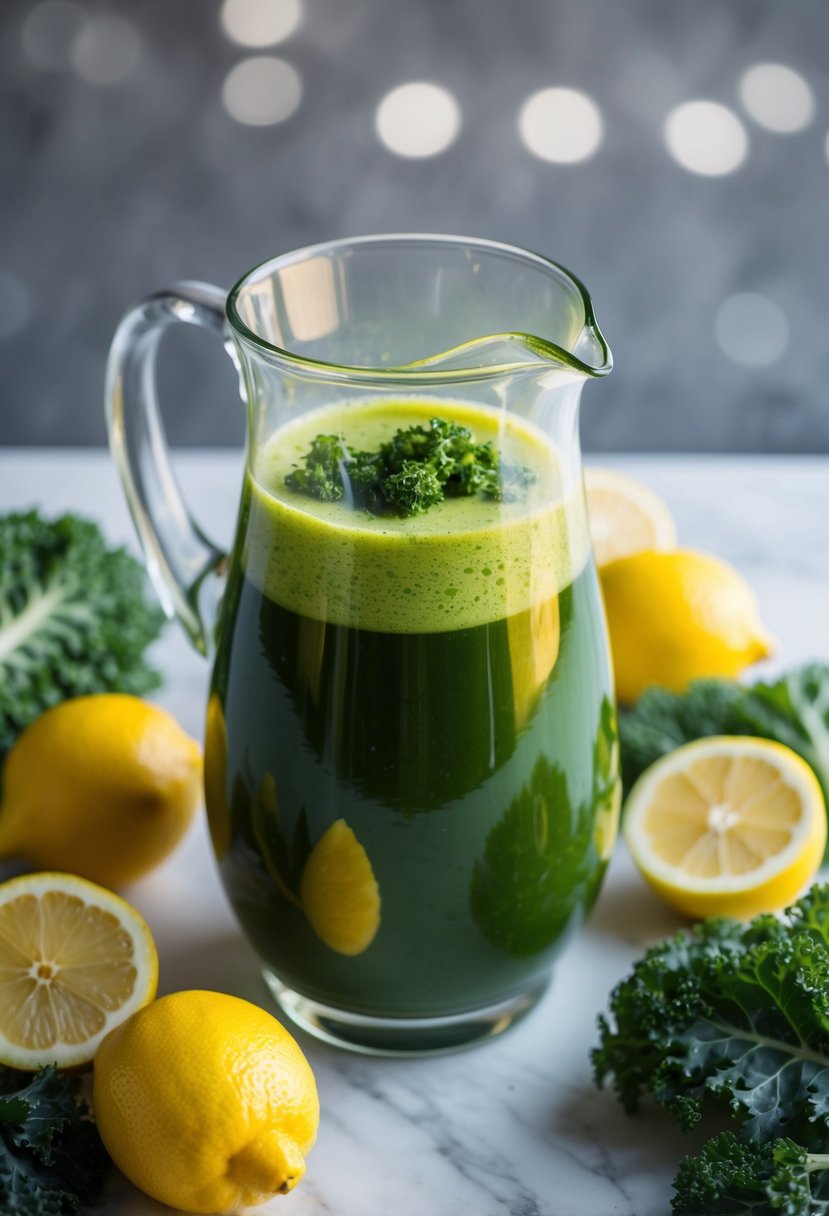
[0,511,165,764]
[285,416,537,517]
[619,664,829,816]
[593,885,829,1145]
[673,1132,829,1216]
[0,1066,110,1215]
[618,678,746,792]
[735,666,829,816]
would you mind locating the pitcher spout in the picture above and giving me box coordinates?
[375,263,611,380]
[396,322,612,379]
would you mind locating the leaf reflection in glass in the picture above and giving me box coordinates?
[470,696,619,955]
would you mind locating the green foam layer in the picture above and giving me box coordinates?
[244,398,589,634]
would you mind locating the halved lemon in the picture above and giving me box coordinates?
[623,736,827,920]
[0,871,158,1068]
[584,467,677,568]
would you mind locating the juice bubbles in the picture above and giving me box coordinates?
[205,399,619,1034]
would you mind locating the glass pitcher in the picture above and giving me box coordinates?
[107,234,619,1055]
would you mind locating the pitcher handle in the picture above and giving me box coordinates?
[106,282,230,658]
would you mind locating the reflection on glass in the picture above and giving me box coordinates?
[279,256,343,342]
[470,696,619,955]
[300,819,381,956]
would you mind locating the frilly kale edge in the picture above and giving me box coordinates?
[673,1132,829,1216]
[619,663,829,812]
[594,884,829,1216]
[0,510,165,762]
[0,1066,110,1214]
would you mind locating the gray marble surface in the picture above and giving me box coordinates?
[1,448,828,1215]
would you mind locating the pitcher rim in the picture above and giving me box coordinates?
[226,233,612,383]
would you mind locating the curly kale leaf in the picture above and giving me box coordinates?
[0,1066,110,1215]
[382,461,444,516]
[0,511,165,762]
[673,1132,829,1216]
[593,885,829,1144]
[285,416,537,517]
[619,666,829,826]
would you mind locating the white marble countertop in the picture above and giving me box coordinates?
[1,448,827,1216]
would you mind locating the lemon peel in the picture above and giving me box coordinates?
[0,694,202,888]
[93,990,319,1213]
[599,548,773,704]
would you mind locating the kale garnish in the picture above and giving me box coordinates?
[285,417,537,517]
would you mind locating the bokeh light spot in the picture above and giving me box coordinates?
[21,0,87,70]
[222,56,302,126]
[518,88,603,163]
[0,270,33,341]
[664,100,748,175]
[220,0,302,48]
[715,293,789,367]
[375,83,461,158]
[738,63,815,134]
[71,15,141,86]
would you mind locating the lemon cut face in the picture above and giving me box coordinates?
[624,736,827,920]
[584,467,677,568]
[0,871,158,1068]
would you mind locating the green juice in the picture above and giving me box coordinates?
[205,399,619,1020]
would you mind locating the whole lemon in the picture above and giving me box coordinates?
[599,549,773,705]
[93,990,319,1213]
[0,694,202,888]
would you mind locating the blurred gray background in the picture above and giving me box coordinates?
[1,0,827,451]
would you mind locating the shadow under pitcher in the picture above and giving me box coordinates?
[106,234,620,1055]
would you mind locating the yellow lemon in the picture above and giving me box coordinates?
[585,467,677,568]
[599,548,773,704]
[623,736,826,920]
[0,871,158,1069]
[93,990,319,1213]
[0,694,202,888]
[300,819,381,955]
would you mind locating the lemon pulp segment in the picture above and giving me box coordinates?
[0,872,158,1068]
[624,737,826,919]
